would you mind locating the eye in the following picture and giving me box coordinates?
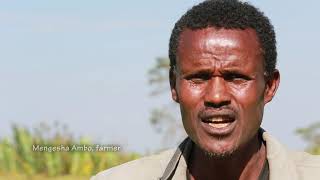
[224,73,251,83]
[186,73,211,84]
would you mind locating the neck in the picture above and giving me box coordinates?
[188,134,266,180]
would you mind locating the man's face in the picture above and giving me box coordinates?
[170,27,279,156]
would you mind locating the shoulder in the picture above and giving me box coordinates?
[262,130,320,179]
[289,151,320,177]
[91,149,175,180]
[263,131,320,167]
[290,150,320,167]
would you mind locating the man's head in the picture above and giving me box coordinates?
[169,0,280,158]
[169,0,277,77]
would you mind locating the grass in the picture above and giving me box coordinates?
[0,174,89,180]
[0,122,140,178]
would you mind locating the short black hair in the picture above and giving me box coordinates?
[169,0,277,76]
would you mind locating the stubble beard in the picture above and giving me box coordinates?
[203,148,237,160]
[200,131,260,160]
[202,136,239,160]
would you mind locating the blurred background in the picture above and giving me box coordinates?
[0,0,320,179]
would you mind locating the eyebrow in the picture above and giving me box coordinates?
[181,65,243,74]
[221,68,257,79]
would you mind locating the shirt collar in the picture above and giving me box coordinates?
[160,128,268,180]
[159,137,192,180]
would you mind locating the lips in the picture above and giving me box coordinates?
[199,109,237,135]
[202,114,235,126]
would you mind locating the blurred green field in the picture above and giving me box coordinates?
[0,122,140,179]
[0,174,88,180]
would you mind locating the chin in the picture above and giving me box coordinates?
[203,147,237,159]
[200,138,239,159]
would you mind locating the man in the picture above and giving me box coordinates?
[92,0,320,179]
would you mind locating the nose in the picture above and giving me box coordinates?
[204,77,231,108]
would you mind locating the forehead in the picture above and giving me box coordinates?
[176,27,263,67]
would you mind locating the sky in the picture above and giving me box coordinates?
[0,0,319,153]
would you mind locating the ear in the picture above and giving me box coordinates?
[169,67,179,103]
[264,69,280,104]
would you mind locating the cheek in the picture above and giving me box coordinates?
[177,80,204,107]
[230,81,265,106]
[230,83,265,124]
[177,81,204,130]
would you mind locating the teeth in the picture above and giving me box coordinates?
[209,122,230,128]
[209,117,224,122]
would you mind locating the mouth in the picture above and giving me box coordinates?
[200,113,237,136]
[202,115,235,128]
